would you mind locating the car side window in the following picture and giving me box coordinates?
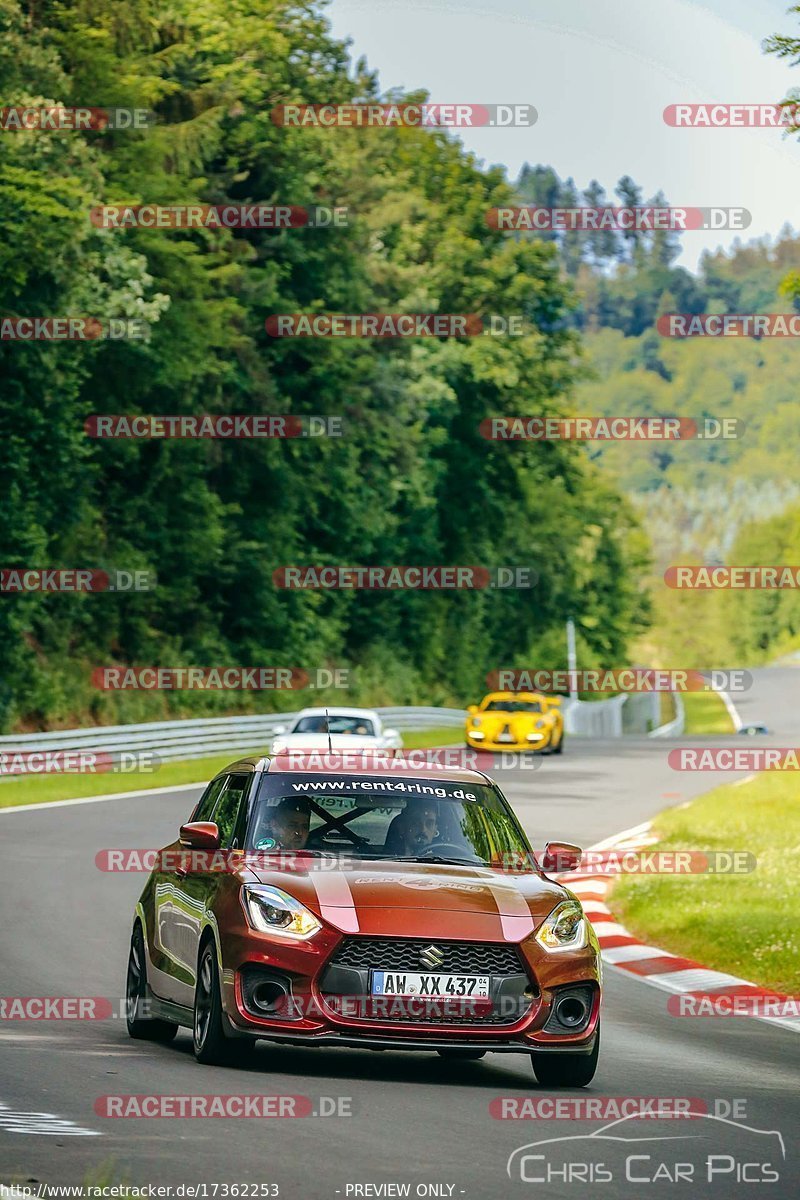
[212,774,250,848]
[193,776,226,822]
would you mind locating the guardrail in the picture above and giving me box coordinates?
[566,692,685,737]
[648,693,686,738]
[563,695,626,737]
[0,707,467,772]
[0,691,685,777]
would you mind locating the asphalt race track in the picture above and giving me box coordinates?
[1,668,798,1198]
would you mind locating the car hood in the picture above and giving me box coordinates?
[272,733,386,750]
[471,712,549,736]
[241,859,566,940]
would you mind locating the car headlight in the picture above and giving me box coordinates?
[271,740,286,754]
[534,900,586,953]
[241,885,321,939]
[535,718,546,729]
[471,717,482,726]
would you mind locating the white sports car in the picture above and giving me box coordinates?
[270,707,403,755]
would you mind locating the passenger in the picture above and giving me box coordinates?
[389,800,439,856]
[267,797,311,850]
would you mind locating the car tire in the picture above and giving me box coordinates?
[436,1049,487,1061]
[126,924,178,1043]
[553,730,564,755]
[531,1026,599,1088]
[193,941,252,1065]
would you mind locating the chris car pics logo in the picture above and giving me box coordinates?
[506,1113,784,1185]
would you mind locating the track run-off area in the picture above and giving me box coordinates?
[1,668,798,1198]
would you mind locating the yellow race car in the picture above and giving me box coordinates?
[465,691,565,754]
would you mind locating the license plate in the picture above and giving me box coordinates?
[496,732,515,742]
[371,971,490,998]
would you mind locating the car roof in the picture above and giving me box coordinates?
[292,706,382,720]
[264,756,491,785]
[482,691,546,701]
[212,756,492,787]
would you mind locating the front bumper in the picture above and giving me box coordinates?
[217,1027,599,1055]
[466,726,553,752]
[220,927,600,1053]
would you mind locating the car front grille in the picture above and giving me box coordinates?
[321,996,522,1025]
[329,937,525,976]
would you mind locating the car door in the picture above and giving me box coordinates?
[150,774,227,1003]
[166,773,252,1008]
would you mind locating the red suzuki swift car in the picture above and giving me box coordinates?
[126,755,601,1085]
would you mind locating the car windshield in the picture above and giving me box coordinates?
[292,715,376,736]
[484,700,542,713]
[247,773,535,868]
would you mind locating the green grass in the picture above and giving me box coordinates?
[0,751,258,810]
[401,726,464,749]
[0,726,465,810]
[681,690,736,735]
[612,773,800,992]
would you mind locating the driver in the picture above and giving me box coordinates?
[395,799,439,855]
[261,797,311,850]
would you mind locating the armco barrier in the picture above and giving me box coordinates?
[563,694,626,737]
[0,691,683,778]
[0,708,467,775]
[648,692,686,737]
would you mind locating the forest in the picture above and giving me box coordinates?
[1,0,797,732]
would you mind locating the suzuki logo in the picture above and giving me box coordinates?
[419,944,445,970]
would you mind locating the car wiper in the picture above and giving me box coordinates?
[248,848,330,858]
[392,855,485,866]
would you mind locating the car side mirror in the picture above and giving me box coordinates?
[541,841,582,873]
[466,705,478,715]
[179,821,220,850]
[382,728,400,740]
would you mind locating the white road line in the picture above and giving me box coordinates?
[601,944,666,964]
[715,686,743,731]
[642,968,752,992]
[591,921,632,939]
[0,781,207,814]
[0,1103,101,1137]
[569,880,610,895]
[762,1016,800,1033]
